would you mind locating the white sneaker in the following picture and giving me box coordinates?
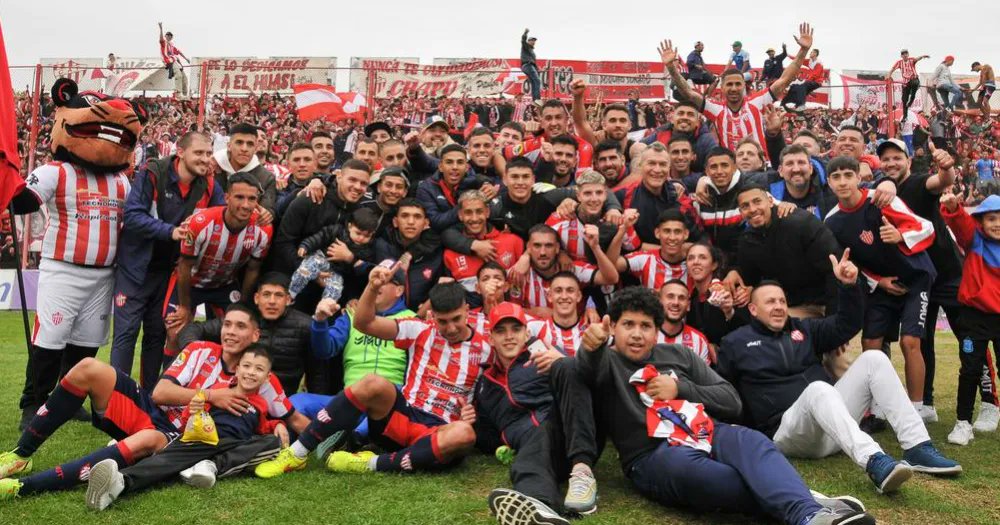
[947,420,975,446]
[85,459,124,511]
[180,459,217,489]
[973,403,1000,432]
[917,405,938,424]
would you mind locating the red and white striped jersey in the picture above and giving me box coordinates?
[657,324,712,365]
[527,316,589,357]
[893,58,918,82]
[545,213,640,262]
[157,139,176,159]
[160,341,293,429]
[394,318,491,423]
[159,38,182,65]
[702,89,774,158]
[180,206,272,289]
[509,262,598,309]
[25,162,130,267]
[624,250,689,290]
[264,162,291,184]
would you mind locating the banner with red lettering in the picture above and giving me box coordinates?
[349,57,418,92]
[40,57,176,95]
[196,57,336,95]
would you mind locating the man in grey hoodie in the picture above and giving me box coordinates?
[214,122,277,221]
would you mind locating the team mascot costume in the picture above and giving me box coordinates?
[11,78,146,426]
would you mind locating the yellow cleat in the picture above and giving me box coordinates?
[0,452,31,479]
[254,448,307,479]
[326,451,376,474]
[0,478,23,500]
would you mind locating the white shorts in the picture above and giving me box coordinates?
[33,258,114,349]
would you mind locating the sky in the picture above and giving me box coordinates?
[3,0,997,85]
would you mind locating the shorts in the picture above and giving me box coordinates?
[981,83,996,102]
[94,369,179,441]
[162,272,239,319]
[863,277,931,339]
[367,387,446,450]
[33,258,114,349]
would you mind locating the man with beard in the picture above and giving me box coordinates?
[615,143,702,248]
[640,101,718,172]
[408,128,502,184]
[359,166,409,238]
[527,272,592,354]
[660,23,815,162]
[617,209,691,291]
[594,141,628,188]
[310,132,336,173]
[418,115,451,156]
[877,138,959,422]
[503,100,593,170]
[275,143,324,219]
[353,138,380,172]
[571,79,639,164]
[417,144,495,233]
[213,123,276,221]
[110,132,224,394]
[773,144,838,218]
[536,134,580,187]
[658,280,713,365]
[444,191,524,292]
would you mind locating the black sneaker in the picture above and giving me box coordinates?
[489,488,569,525]
[859,414,887,435]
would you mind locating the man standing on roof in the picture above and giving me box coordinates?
[521,29,541,101]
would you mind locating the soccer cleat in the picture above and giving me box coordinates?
[810,490,866,513]
[865,452,912,494]
[916,405,938,424]
[0,451,32,478]
[313,430,349,462]
[805,509,876,525]
[488,488,570,525]
[947,421,974,446]
[254,448,307,479]
[85,459,124,511]
[972,403,1000,432]
[495,446,515,465]
[181,460,217,489]
[563,470,597,515]
[902,441,962,476]
[0,478,23,500]
[326,451,376,474]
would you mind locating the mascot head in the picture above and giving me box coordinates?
[49,78,148,173]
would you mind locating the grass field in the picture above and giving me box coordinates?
[0,312,999,524]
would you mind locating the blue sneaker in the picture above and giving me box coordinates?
[902,441,962,476]
[865,452,912,494]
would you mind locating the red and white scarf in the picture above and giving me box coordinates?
[629,364,715,453]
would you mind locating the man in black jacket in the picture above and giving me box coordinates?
[373,198,446,312]
[717,256,961,495]
[520,29,541,101]
[576,287,871,525]
[177,273,313,396]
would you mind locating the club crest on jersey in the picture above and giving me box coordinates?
[115,293,127,308]
[422,268,432,279]
[195,214,206,223]
[859,230,875,245]
[229,290,242,303]
[791,330,805,342]
[52,312,64,326]
[317,409,331,423]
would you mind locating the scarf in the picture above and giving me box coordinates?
[629,364,715,453]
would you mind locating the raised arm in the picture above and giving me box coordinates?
[354,263,401,341]
[583,225,620,286]
[924,141,956,194]
[570,79,599,146]
[769,23,815,99]
[659,40,704,109]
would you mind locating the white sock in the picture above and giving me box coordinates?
[912,401,924,411]
[290,441,309,459]
[367,455,379,471]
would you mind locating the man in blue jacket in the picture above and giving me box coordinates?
[717,252,961,495]
[416,144,493,233]
[110,131,223,390]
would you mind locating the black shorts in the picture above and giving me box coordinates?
[863,276,932,339]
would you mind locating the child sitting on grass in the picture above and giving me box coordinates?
[940,193,1000,445]
[84,344,288,511]
[290,207,379,301]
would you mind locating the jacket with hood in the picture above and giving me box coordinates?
[213,149,277,215]
[416,171,490,233]
[374,228,446,310]
[716,282,863,436]
[698,171,767,263]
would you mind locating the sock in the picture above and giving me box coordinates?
[16,377,87,457]
[295,387,364,452]
[374,433,444,473]
[290,441,309,459]
[912,401,925,411]
[18,441,132,496]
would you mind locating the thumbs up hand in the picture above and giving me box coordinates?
[582,315,612,353]
[879,216,903,244]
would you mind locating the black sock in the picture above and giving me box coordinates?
[18,442,131,495]
[16,377,87,457]
[31,346,62,407]
[375,432,446,473]
[296,387,364,452]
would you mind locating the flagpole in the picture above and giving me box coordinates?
[7,204,32,353]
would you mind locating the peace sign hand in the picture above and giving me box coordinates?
[828,248,858,285]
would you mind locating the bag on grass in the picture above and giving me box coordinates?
[181,390,219,446]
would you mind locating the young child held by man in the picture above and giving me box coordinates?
[290,208,379,301]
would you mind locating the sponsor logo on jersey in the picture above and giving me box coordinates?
[229,290,242,303]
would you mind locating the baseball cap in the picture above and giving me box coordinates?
[900,49,909,55]
[527,36,538,41]
[370,166,411,188]
[732,41,742,47]
[421,115,449,133]
[876,138,909,158]
[488,302,527,328]
[944,55,955,63]
[364,121,392,138]
[972,195,1000,216]
[766,48,775,53]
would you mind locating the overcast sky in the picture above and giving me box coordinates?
[3,0,996,79]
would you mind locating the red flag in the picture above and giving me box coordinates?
[0,21,25,210]
[463,112,480,140]
[293,84,367,123]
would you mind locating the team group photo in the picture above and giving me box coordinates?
[0,2,998,524]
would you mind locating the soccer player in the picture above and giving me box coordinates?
[163,173,272,360]
[527,272,590,355]
[443,190,524,292]
[661,23,815,160]
[254,277,488,477]
[657,280,713,365]
[502,100,593,170]
[616,209,691,290]
[888,50,929,119]
[823,156,936,406]
[546,170,640,262]
[577,287,873,525]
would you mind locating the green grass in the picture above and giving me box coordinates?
[1,311,999,524]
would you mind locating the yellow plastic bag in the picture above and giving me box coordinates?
[181,391,219,445]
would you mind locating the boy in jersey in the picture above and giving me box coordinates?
[0,304,304,498]
[577,287,874,525]
[163,173,272,358]
[824,156,937,406]
[658,280,713,365]
[481,303,599,523]
[85,345,286,510]
[527,272,590,355]
[254,277,488,477]
[443,190,524,292]
[616,209,691,290]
